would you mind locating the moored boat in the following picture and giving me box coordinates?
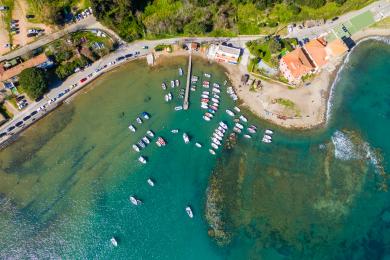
[137,140,146,149]
[156,136,166,147]
[111,237,118,247]
[142,136,150,144]
[175,106,183,111]
[161,82,167,90]
[265,129,274,135]
[183,133,190,144]
[235,123,244,129]
[170,80,175,88]
[128,124,136,132]
[234,106,241,112]
[129,196,142,205]
[175,79,180,87]
[209,149,216,155]
[263,134,272,140]
[179,68,183,76]
[136,117,142,124]
[239,115,248,122]
[226,109,235,116]
[203,115,211,121]
[204,73,211,78]
[138,156,147,164]
[212,138,221,146]
[243,134,252,139]
[211,143,219,150]
[262,137,272,143]
[171,129,179,133]
[132,144,140,152]
[195,142,202,148]
[147,130,154,138]
[247,127,257,134]
[142,112,150,119]
[186,206,194,218]
[147,178,155,186]
[219,121,228,129]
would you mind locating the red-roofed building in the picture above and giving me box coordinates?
[279,48,315,84]
[304,37,328,68]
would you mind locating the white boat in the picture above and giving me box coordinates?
[233,127,242,134]
[212,138,221,146]
[183,133,190,144]
[202,91,210,95]
[142,136,150,144]
[203,115,211,121]
[147,178,155,187]
[243,134,252,139]
[213,94,220,99]
[209,149,216,155]
[136,117,142,124]
[132,144,140,152]
[146,130,154,138]
[170,80,175,88]
[138,156,147,164]
[175,79,180,87]
[142,112,150,119]
[186,206,194,218]
[161,82,167,90]
[265,129,274,135]
[138,140,146,149]
[129,196,142,205]
[263,134,272,140]
[211,143,219,150]
[235,123,244,129]
[128,124,136,132]
[212,102,219,107]
[219,122,228,129]
[175,106,183,111]
[234,106,241,112]
[217,127,225,133]
[223,80,227,85]
[171,129,179,133]
[247,127,257,134]
[262,137,272,143]
[195,142,202,148]
[213,133,223,141]
[201,94,209,98]
[204,73,211,78]
[111,237,118,247]
[215,130,224,137]
[239,115,248,123]
[212,88,220,93]
[211,98,219,103]
[226,110,235,116]
[164,94,169,102]
[213,83,220,88]
[179,68,183,76]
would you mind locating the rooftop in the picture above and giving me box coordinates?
[326,39,349,58]
[304,37,328,67]
[0,54,49,82]
[281,48,314,78]
[218,45,241,56]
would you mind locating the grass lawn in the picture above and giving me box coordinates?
[0,0,14,44]
[370,16,390,28]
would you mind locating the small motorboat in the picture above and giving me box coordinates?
[142,136,150,144]
[262,137,272,143]
[156,137,166,147]
[205,112,213,118]
[209,149,216,155]
[136,117,143,124]
[234,106,241,112]
[212,102,219,107]
[263,134,272,140]
[203,115,211,121]
[201,105,209,110]
[147,178,155,187]
[210,105,218,110]
[204,73,211,78]
[183,133,190,144]
[161,82,167,90]
[142,112,150,119]
[202,91,210,95]
[223,80,227,85]
[239,115,248,123]
[212,138,221,146]
[226,110,235,116]
[211,143,219,150]
[213,83,220,88]
[164,94,169,102]
[201,98,209,103]
[201,94,209,98]
[129,196,142,205]
[128,124,136,132]
[212,88,220,93]
[111,237,118,247]
[146,130,154,138]
[247,127,257,134]
[243,134,252,139]
[249,125,257,130]
[208,108,215,114]
[211,98,219,103]
[170,80,175,88]
[233,127,242,134]
[219,122,228,129]
[171,129,179,134]
[213,94,220,99]
[175,106,183,111]
[213,133,222,141]
[195,142,202,148]
[132,144,140,152]
[186,206,194,218]
[175,79,180,87]
[265,129,274,135]
[235,123,244,129]
[179,68,183,76]
[138,140,146,149]
[138,156,147,164]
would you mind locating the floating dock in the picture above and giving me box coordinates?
[183,54,192,110]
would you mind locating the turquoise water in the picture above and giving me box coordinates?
[0,40,389,259]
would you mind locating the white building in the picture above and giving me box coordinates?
[207,44,241,64]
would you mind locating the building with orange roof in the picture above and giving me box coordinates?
[304,37,328,68]
[279,48,315,84]
[325,38,349,58]
[0,54,50,82]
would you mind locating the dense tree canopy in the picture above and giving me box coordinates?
[19,68,48,100]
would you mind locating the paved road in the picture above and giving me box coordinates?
[287,0,390,40]
[0,16,123,62]
[0,35,262,145]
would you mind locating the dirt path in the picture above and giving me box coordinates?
[11,0,53,49]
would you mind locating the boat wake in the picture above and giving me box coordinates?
[326,36,390,124]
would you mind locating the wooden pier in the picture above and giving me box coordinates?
[183,54,192,110]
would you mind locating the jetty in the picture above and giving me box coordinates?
[183,54,192,110]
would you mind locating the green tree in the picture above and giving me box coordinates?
[19,67,48,99]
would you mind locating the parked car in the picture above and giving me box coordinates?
[125,53,133,58]
[26,14,35,19]
[142,46,149,49]
[7,126,15,132]
[23,115,31,121]
[0,132,7,138]
[0,6,9,11]
[80,78,87,83]
[15,121,24,127]
[30,110,38,116]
